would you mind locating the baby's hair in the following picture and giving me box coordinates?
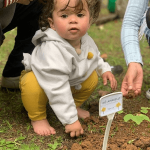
[39,0,101,31]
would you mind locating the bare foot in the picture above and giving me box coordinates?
[31,119,56,136]
[76,107,90,119]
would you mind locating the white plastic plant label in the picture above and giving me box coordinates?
[99,92,123,117]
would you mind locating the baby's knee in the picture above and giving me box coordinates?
[20,71,43,96]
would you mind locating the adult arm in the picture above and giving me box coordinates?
[121,0,148,96]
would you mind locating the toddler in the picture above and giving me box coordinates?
[20,0,117,137]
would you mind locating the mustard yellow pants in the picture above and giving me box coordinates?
[19,70,98,121]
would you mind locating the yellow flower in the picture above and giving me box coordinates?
[116,102,121,110]
[102,107,106,112]
[116,102,121,108]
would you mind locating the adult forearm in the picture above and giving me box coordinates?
[121,0,149,65]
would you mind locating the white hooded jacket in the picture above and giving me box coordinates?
[22,28,111,125]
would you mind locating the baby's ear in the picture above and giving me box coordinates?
[48,18,55,30]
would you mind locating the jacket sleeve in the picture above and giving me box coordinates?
[96,51,111,76]
[121,0,149,65]
[31,42,78,126]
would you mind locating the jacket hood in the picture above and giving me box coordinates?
[32,28,70,47]
[32,28,88,47]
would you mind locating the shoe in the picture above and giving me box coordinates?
[111,65,123,75]
[146,89,150,99]
[1,76,20,89]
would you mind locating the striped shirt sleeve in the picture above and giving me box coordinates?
[121,0,149,65]
[3,0,18,7]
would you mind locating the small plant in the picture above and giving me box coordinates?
[117,110,124,114]
[26,123,31,132]
[0,135,26,150]
[111,132,116,137]
[5,120,12,129]
[48,137,62,150]
[87,124,91,131]
[128,139,134,144]
[124,114,150,125]
[124,107,150,125]
[140,107,150,114]
[19,143,40,150]
[99,126,105,134]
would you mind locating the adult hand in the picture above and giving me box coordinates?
[65,120,84,137]
[121,62,143,97]
[101,71,117,91]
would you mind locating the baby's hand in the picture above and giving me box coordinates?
[101,71,117,91]
[65,120,84,137]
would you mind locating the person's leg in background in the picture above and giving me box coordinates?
[145,7,150,99]
[1,0,43,89]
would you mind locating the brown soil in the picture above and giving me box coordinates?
[55,90,150,150]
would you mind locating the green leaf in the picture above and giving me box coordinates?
[124,114,150,125]
[138,114,150,121]
[117,110,123,114]
[141,107,150,110]
[128,139,134,144]
[6,141,14,144]
[15,136,26,141]
[141,109,148,114]
[132,116,143,125]
[48,141,59,150]
[124,114,133,122]
[7,143,15,148]
[0,139,6,145]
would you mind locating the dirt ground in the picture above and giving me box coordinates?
[58,92,150,150]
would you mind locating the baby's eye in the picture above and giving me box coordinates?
[77,13,84,17]
[61,14,68,18]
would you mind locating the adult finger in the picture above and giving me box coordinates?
[121,82,128,96]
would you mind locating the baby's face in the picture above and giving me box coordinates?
[48,0,90,47]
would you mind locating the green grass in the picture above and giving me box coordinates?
[0,29,17,78]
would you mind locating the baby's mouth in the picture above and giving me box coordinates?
[69,28,78,31]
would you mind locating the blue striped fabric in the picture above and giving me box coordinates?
[121,0,149,65]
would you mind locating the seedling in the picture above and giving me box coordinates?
[26,123,31,132]
[124,107,150,125]
[117,110,124,114]
[128,139,134,144]
[124,114,150,125]
[48,137,63,150]
[5,120,12,129]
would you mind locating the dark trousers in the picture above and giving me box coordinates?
[146,7,150,46]
[2,0,43,77]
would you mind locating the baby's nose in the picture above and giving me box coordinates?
[69,15,78,23]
